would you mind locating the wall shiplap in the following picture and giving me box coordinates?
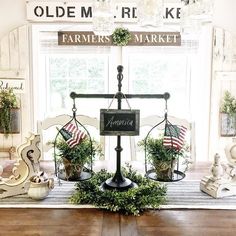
[208,27,236,162]
[0,35,10,70]
[0,25,31,159]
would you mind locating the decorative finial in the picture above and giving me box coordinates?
[117,65,123,72]
[211,153,223,180]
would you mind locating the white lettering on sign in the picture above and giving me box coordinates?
[58,31,181,46]
[133,33,178,44]
[61,33,110,44]
[26,1,182,23]
[106,116,134,128]
[0,79,25,93]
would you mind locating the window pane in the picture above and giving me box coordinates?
[47,55,108,115]
[128,54,190,118]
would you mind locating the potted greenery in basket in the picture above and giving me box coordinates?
[54,137,102,181]
[139,136,189,181]
[0,88,20,136]
[220,90,236,136]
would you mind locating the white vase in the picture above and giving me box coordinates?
[225,137,236,166]
[25,178,54,200]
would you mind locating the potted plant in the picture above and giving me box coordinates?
[54,137,101,181]
[139,136,188,181]
[0,88,20,136]
[220,90,236,136]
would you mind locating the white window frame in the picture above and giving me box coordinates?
[30,23,213,163]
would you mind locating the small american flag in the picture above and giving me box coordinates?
[163,124,187,150]
[60,123,87,148]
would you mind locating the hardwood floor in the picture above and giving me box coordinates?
[0,208,236,236]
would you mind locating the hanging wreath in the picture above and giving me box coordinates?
[111,27,132,46]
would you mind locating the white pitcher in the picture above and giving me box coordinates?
[25,178,54,200]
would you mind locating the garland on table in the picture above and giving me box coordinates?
[70,164,167,216]
[111,27,132,46]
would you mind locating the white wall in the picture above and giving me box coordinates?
[0,0,27,39]
[209,0,236,162]
[0,0,29,158]
[213,0,236,35]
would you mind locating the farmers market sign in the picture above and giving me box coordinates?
[58,31,181,46]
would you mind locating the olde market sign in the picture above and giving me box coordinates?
[26,1,182,23]
[58,31,181,46]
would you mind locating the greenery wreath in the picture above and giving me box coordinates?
[111,27,132,46]
[70,164,167,215]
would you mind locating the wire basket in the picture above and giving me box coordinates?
[144,105,186,182]
[53,99,94,182]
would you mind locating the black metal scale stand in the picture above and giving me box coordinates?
[70,65,170,191]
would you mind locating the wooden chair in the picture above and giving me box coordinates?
[37,114,105,162]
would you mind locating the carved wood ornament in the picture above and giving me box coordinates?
[0,134,41,198]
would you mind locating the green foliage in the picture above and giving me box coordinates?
[70,165,167,216]
[54,137,102,166]
[139,136,186,163]
[0,88,18,108]
[220,90,236,115]
[0,88,19,135]
[112,28,132,46]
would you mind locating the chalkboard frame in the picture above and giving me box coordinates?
[100,109,140,136]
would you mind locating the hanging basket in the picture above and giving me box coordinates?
[143,101,187,182]
[53,100,94,182]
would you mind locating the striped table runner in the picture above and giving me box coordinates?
[1,180,236,209]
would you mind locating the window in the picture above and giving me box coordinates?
[45,54,109,115]
[32,24,212,163]
[125,51,191,118]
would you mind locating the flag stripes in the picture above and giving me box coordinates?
[163,124,187,150]
[62,123,87,148]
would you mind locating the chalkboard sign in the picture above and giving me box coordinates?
[100,109,140,136]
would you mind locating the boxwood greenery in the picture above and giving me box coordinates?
[70,165,167,215]
[111,27,132,46]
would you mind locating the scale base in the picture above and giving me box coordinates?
[100,177,137,191]
[146,169,185,182]
[58,170,92,181]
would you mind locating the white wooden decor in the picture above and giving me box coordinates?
[26,1,182,23]
[200,153,236,198]
[0,24,30,151]
[0,134,41,199]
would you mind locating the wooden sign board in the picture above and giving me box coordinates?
[58,31,181,46]
[100,109,140,136]
[0,79,25,93]
[26,1,182,23]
